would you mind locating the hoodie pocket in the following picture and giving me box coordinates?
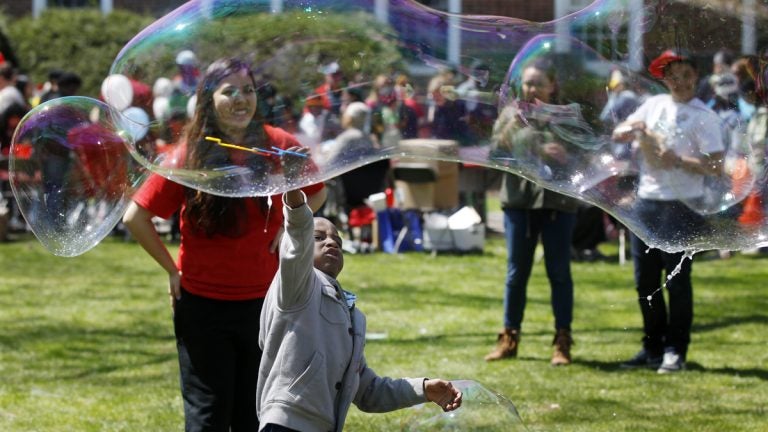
[281,351,336,424]
[287,351,325,396]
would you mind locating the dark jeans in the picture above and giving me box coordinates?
[630,199,698,360]
[572,205,606,251]
[502,208,576,330]
[174,288,264,432]
[262,424,300,432]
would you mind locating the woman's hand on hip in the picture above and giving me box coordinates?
[168,270,181,311]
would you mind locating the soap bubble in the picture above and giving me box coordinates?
[493,34,759,252]
[9,97,145,256]
[401,380,527,431]
[11,0,768,255]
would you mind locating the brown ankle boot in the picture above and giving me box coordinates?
[551,329,573,366]
[484,328,519,361]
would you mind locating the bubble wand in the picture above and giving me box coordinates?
[271,146,309,158]
[205,136,308,158]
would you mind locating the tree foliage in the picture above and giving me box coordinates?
[111,9,405,103]
[3,7,403,102]
[215,10,405,99]
[4,8,154,97]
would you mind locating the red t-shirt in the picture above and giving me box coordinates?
[132,126,324,300]
[68,123,128,198]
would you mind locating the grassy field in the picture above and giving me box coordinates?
[0,231,767,431]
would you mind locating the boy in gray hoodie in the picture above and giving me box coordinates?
[257,189,462,432]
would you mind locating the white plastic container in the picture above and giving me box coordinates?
[422,207,485,252]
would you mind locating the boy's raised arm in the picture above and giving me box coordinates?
[275,190,315,308]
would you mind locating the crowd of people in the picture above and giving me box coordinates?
[0,62,84,237]
[484,47,768,373]
[1,43,767,430]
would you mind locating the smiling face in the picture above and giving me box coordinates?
[212,71,257,138]
[663,62,698,103]
[313,217,344,279]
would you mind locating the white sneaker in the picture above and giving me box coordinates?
[657,350,685,374]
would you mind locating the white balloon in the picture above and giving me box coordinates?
[186,94,197,120]
[120,106,150,141]
[152,96,170,121]
[152,77,173,98]
[175,49,197,66]
[101,74,134,111]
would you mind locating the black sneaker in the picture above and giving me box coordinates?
[620,349,663,369]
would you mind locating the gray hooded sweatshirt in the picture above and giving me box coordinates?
[257,198,426,432]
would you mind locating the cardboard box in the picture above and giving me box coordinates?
[433,160,459,209]
[395,180,435,210]
[392,138,460,210]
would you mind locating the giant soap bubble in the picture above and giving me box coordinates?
[9,97,145,256]
[10,0,768,255]
[402,380,527,431]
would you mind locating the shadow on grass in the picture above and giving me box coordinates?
[0,322,176,384]
[365,328,594,347]
[685,362,768,381]
[573,358,625,372]
[366,331,491,347]
[367,283,501,310]
[739,252,768,260]
[692,314,768,333]
[575,358,768,381]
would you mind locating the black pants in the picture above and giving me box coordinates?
[262,424,300,432]
[174,288,264,432]
[631,234,693,359]
[630,199,700,360]
[572,205,606,251]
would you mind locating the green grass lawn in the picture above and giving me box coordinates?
[1,232,767,431]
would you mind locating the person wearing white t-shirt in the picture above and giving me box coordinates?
[612,50,725,374]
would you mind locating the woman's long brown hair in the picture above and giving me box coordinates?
[182,58,270,237]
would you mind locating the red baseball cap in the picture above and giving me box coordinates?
[648,50,687,79]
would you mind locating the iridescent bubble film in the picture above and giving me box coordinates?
[401,380,528,431]
[11,0,768,255]
[9,97,145,256]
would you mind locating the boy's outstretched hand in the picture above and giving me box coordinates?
[281,146,311,180]
[424,379,462,412]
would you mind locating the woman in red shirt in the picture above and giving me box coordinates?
[123,58,325,432]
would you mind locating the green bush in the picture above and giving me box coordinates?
[226,10,404,98]
[109,9,405,103]
[4,8,154,97]
[4,7,403,103]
